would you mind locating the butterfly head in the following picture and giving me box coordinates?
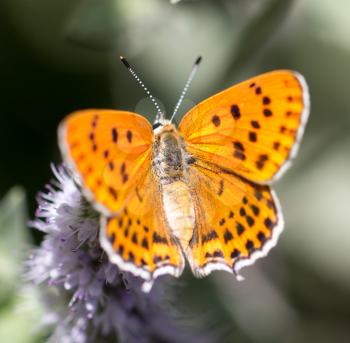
[152,119,175,135]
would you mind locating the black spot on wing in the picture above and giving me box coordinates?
[231,249,240,259]
[263,96,271,105]
[153,232,167,244]
[202,230,219,243]
[112,128,118,143]
[126,130,133,143]
[263,109,272,117]
[212,115,221,127]
[236,222,245,236]
[142,237,149,249]
[249,131,257,142]
[213,250,224,258]
[231,104,241,119]
[224,229,233,243]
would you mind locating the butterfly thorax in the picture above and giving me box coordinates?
[152,124,195,249]
[152,125,186,180]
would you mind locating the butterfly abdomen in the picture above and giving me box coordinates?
[162,181,195,248]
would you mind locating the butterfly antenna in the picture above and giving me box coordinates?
[170,56,202,122]
[120,56,164,122]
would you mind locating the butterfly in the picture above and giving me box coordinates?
[58,56,310,292]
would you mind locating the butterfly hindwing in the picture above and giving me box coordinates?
[100,171,185,290]
[59,110,153,215]
[185,160,282,277]
[179,70,309,184]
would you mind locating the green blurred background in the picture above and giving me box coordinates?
[0,0,350,342]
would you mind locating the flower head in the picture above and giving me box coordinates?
[27,165,206,343]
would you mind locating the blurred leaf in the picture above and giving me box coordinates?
[0,287,44,343]
[0,187,29,305]
[64,0,121,50]
[228,0,295,74]
[0,188,43,342]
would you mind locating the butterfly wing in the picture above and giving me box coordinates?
[59,109,153,215]
[60,109,184,290]
[179,70,310,184]
[185,160,282,278]
[100,171,185,292]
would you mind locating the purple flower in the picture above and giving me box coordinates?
[26,165,207,343]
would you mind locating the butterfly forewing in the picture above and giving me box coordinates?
[179,70,309,184]
[59,110,153,215]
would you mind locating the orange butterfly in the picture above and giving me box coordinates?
[59,57,310,292]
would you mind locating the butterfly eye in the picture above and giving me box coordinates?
[152,122,162,130]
